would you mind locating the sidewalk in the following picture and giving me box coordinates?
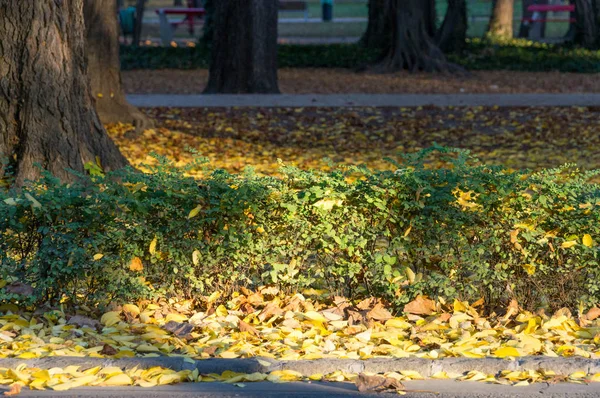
[127,93,600,108]
[8,380,600,397]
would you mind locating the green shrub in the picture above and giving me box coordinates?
[120,41,600,73]
[1,148,599,312]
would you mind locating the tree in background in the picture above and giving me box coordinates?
[84,0,152,131]
[204,0,279,93]
[487,0,515,40]
[361,0,391,50]
[0,1,128,186]
[574,0,599,48]
[436,0,468,53]
[375,0,460,72]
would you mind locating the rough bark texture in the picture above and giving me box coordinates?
[375,0,460,73]
[0,0,128,186]
[436,0,467,53]
[84,0,152,131]
[488,0,515,39]
[204,0,279,94]
[361,0,391,50]
[574,0,599,48]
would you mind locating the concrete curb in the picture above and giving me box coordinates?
[2,356,599,377]
[126,94,600,108]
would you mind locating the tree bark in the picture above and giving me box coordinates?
[0,0,128,186]
[361,0,391,50]
[132,0,146,46]
[204,0,279,94]
[84,0,152,131]
[375,0,460,73]
[574,0,599,48]
[487,0,515,40]
[436,0,468,53]
[423,0,437,38]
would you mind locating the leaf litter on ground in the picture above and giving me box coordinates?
[2,289,600,392]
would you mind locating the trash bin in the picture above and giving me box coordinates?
[119,6,136,36]
[322,0,333,22]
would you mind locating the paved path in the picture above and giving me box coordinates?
[127,94,600,108]
[7,380,600,397]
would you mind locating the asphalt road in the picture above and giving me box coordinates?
[6,380,600,398]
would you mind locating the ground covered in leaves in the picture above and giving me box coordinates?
[109,106,600,177]
[122,69,600,94]
[2,291,600,392]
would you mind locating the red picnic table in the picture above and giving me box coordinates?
[522,4,575,24]
[156,7,206,45]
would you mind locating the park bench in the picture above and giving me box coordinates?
[156,7,206,45]
[279,0,310,21]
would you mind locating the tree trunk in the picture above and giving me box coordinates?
[84,0,152,131]
[574,0,599,48]
[132,0,146,46]
[436,0,468,53]
[200,0,215,46]
[375,0,461,73]
[361,0,392,50]
[0,0,128,186]
[423,0,437,38]
[487,0,515,40]
[204,0,279,94]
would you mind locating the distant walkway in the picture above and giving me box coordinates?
[127,94,600,108]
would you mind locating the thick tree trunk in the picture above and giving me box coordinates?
[423,0,437,38]
[487,0,515,39]
[361,0,391,50]
[204,0,279,94]
[0,0,128,186]
[84,0,152,131]
[574,0,599,48]
[375,0,461,73]
[436,0,468,53]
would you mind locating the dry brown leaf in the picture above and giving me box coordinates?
[129,257,144,272]
[367,303,393,322]
[355,373,405,393]
[163,321,194,338]
[100,343,118,356]
[3,383,21,396]
[585,307,600,321]
[5,282,33,297]
[67,315,101,329]
[404,296,436,315]
[257,302,283,323]
[238,320,259,336]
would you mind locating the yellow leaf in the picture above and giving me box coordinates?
[303,311,327,323]
[149,237,158,255]
[100,311,121,327]
[93,253,104,261]
[51,375,98,391]
[313,199,343,211]
[123,304,140,317]
[102,373,133,386]
[561,240,577,249]
[583,234,594,248]
[493,347,521,358]
[188,205,202,219]
[129,257,144,272]
[192,250,201,266]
